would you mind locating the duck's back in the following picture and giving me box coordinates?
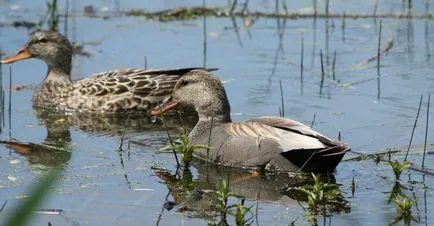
[34,67,214,112]
[190,116,350,172]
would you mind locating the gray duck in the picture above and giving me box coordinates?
[1,30,215,112]
[152,70,350,172]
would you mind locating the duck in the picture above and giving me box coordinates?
[152,70,350,172]
[0,30,215,113]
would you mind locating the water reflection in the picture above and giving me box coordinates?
[154,160,350,224]
[0,126,72,167]
[2,108,197,167]
[35,108,197,137]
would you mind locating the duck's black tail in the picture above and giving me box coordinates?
[281,144,350,173]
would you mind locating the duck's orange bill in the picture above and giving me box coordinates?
[1,48,33,64]
[151,101,179,116]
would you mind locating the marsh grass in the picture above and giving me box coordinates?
[287,173,347,225]
[279,80,284,117]
[385,160,412,181]
[206,179,255,226]
[405,95,423,161]
[39,0,59,31]
[161,134,209,167]
[390,196,416,226]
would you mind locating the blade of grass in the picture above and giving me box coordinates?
[320,50,325,96]
[4,169,61,226]
[422,94,430,168]
[332,50,337,81]
[404,95,423,161]
[279,80,284,117]
[300,34,304,95]
[311,113,316,128]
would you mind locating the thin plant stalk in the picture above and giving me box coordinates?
[320,50,325,96]
[311,113,316,128]
[313,0,318,16]
[341,11,346,41]
[279,80,284,117]
[373,0,378,18]
[422,94,430,168]
[118,112,131,150]
[64,0,69,36]
[159,111,180,168]
[300,34,304,95]
[202,0,207,67]
[281,0,288,14]
[206,116,214,168]
[377,20,382,76]
[8,67,12,138]
[332,50,337,81]
[240,0,250,14]
[229,0,237,15]
[404,95,423,161]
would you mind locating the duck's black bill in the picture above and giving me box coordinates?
[151,96,179,116]
[1,48,33,64]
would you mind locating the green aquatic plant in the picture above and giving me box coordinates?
[161,134,209,167]
[229,198,254,226]
[390,196,416,226]
[287,173,346,225]
[384,160,412,181]
[39,0,59,31]
[206,179,255,226]
[387,182,407,204]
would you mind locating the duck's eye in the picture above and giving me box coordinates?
[180,80,189,86]
[38,38,49,43]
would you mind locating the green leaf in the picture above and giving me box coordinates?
[4,168,61,226]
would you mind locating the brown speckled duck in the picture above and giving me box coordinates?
[0,31,215,113]
[152,70,350,172]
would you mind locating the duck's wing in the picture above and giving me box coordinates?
[226,120,327,151]
[245,116,341,146]
[74,67,217,98]
[223,117,350,172]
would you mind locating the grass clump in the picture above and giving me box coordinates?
[287,173,347,226]
[390,196,416,226]
[206,179,255,226]
[161,134,209,167]
[384,160,412,181]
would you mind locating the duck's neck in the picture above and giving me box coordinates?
[44,55,72,84]
[45,67,71,84]
[189,107,232,142]
[188,115,230,145]
[33,63,73,108]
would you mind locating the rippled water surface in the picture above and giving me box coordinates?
[0,0,433,225]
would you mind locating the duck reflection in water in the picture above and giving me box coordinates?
[153,160,351,223]
[1,108,197,168]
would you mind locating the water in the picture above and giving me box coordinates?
[0,0,433,225]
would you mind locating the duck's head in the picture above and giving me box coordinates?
[1,31,73,72]
[152,70,231,121]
